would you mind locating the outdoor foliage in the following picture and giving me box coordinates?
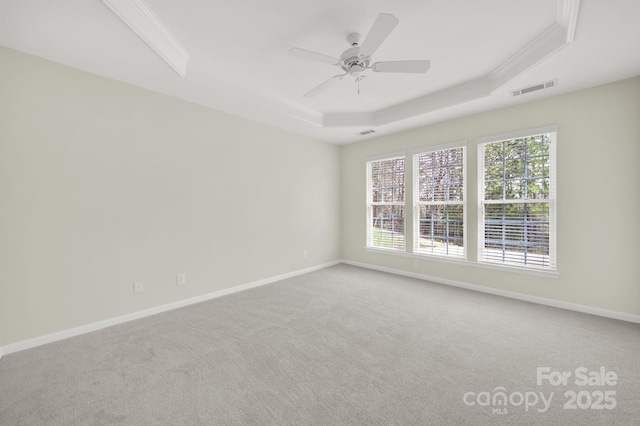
[482,135,551,267]
[484,135,549,201]
[416,148,464,256]
[371,158,405,203]
[370,158,405,249]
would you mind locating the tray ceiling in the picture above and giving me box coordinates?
[0,0,639,144]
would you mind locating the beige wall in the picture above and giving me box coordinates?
[0,46,341,346]
[1,44,638,349]
[341,76,640,316]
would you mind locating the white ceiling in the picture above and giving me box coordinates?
[0,0,639,144]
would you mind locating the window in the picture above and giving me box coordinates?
[413,144,466,258]
[477,127,557,270]
[366,155,405,251]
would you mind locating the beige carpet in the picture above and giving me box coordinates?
[1,264,639,425]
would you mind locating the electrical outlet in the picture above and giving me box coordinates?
[303,250,309,259]
[176,273,186,286]
[413,260,420,268]
[134,281,144,294]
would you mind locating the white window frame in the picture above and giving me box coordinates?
[477,125,557,271]
[412,142,467,260]
[366,152,406,252]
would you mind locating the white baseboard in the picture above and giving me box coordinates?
[342,260,640,324]
[3,258,637,359]
[0,260,342,357]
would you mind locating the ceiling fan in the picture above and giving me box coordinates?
[289,13,430,98]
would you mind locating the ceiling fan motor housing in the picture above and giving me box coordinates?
[340,46,369,76]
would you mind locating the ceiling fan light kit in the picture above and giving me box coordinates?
[289,13,431,98]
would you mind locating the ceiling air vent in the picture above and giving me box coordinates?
[358,129,376,136]
[511,79,558,97]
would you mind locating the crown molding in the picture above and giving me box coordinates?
[488,22,568,90]
[103,0,190,77]
[557,0,581,42]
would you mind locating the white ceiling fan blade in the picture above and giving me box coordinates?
[359,13,399,58]
[304,74,346,98]
[372,60,431,73]
[289,47,340,65]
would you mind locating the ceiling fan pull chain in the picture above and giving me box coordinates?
[356,75,366,95]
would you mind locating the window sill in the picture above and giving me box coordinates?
[364,247,560,279]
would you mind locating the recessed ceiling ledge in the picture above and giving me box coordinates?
[322,112,376,128]
[373,78,494,127]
